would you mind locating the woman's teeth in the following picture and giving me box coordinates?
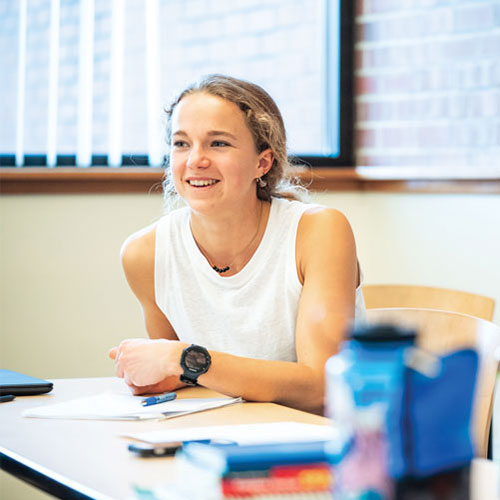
[188,179,218,187]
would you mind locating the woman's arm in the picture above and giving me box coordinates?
[120,225,179,340]
[109,225,184,394]
[111,208,358,413]
[293,207,358,411]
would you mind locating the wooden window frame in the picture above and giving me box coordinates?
[1,167,499,195]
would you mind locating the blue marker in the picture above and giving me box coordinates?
[141,392,177,407]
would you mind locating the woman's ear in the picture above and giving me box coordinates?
[257,149,274,177]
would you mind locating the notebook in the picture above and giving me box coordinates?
[0,369,53,396]
[23,393,242,420]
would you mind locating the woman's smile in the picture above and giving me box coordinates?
[186,178,220,188]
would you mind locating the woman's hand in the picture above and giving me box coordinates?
[125,376,185,396]
[108,338,185,389]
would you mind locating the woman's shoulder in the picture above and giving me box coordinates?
[297,206,354,246]
[121,207,188,271]
[295,207,356,283]
[120,223,158,277]
[121,207,187,260]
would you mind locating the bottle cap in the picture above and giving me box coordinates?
[350,324,417,343]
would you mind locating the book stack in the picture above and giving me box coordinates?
[132,440,335,500]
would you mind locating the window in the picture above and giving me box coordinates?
[0,0,354,168]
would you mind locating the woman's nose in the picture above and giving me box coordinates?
[186,146,210,169]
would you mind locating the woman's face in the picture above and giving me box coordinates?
[169,92,272,214]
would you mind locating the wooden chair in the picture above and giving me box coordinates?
[363,284,495,321]
[365,308,500,458]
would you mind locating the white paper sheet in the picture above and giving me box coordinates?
[22,393,242,420]
[126,421,335,445]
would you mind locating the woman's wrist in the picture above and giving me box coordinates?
[165,340,188,378]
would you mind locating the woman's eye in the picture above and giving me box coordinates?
[172,140,188,148]
[212,140,229,147]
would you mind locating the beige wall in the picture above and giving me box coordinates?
[1,192,500,380]
[1,194,163,379]
[1,191,500,499]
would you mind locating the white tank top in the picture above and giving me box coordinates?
[155,198,366,362]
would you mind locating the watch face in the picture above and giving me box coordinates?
[185,348,208,372]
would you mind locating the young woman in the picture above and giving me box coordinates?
[109,75,365,414]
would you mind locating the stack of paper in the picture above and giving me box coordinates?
[126,421,336,445]
[22,393,242,421]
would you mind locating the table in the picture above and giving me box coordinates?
[0,377,330,500]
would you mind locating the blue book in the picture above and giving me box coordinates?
[184,441,329,472]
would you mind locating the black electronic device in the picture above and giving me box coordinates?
[128,442,181,457]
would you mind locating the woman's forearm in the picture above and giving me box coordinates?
[198,351,326,414]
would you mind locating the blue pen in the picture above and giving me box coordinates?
[141,392,177,407]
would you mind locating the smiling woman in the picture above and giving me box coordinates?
[109,75,366,414]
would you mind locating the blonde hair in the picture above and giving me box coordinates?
[162,74,308,205]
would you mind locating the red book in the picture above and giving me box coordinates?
[222,463,332,496]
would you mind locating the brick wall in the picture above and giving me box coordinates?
[355,0,500,168]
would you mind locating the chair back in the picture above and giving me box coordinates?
[363,284,495,321]
[365,307,500,458]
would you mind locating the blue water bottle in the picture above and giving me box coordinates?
[325,324,417,500]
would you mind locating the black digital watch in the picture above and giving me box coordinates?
[179,344,211,386]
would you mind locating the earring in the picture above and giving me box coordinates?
[256,176,267,188]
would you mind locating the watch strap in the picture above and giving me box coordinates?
[179,373,198,386]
